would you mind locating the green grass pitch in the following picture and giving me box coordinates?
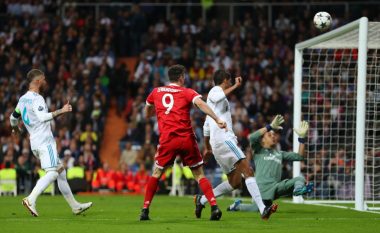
[0,195,379,233]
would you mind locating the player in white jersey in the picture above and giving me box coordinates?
[10,69,92,217]
[194,70,277,220]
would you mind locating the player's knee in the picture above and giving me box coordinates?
[241,166,254,178]
[231,181,242,189]
[228,177,242,189]
[152,166,164,178]
[246,166,254,177]
[192,172,204,182]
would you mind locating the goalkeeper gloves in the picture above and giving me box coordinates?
[294,121,309,143]
[268,114,284,131]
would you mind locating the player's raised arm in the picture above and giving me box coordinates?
[250,114,284,138]
[248,114,284,150]
[208,73,242,103]
[52,100,73,117]
[33,99,72,122]
[223,76,242,97]
[194,97,226,130]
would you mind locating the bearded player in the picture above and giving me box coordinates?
[10,69,92,217]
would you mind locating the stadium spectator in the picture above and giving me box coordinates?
[119,141,138,171]
[80,123,98,143]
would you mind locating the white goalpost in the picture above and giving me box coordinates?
[293,17,380,212]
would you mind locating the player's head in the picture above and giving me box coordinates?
[27,69,47,93]
[261,130,280,148]
[213,69,231,88]
[168,64,186,85]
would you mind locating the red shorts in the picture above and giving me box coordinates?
[155,134,203,168]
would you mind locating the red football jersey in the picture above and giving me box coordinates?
[146,84,201,139]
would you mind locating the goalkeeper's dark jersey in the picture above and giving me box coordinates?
[249,131,304,186]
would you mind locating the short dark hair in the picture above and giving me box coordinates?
[168,65,185,82]
[27,69,44,84]
[213,69,231,85]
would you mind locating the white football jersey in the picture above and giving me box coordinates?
[16,91,54,150]
[203,86,237,145]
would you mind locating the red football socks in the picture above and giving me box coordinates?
[143,176,159,209]
[198,177,217,206]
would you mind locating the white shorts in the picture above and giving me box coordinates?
[211,139,246,174]
[32,142,61,171]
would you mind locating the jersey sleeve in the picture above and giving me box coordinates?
[203,116,210,137]
[282,152,304,161]
[10,102,21,126]
[33,96,53,122]
[185,88,202,104]
[12,102,22,118]
[249,131,263,153]
[15,103,21,116]
[208,88,226,103]
[146,89,155,106]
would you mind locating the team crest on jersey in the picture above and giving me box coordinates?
[38,106,44,111]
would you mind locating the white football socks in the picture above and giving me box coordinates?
[57,170,80,209]
[200,181,233,205]
[245,177,265,214]
[28,171,58,204]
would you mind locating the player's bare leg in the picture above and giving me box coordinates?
[140,165,163,221]
[192,166,222,221]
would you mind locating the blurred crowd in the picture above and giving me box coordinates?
[0,1,111,194]
[0,1,379,198]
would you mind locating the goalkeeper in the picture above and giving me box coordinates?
[227,115,313,212]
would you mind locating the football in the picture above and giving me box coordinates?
[313,12,332,30]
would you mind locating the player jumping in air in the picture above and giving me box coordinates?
[195,70,278,220]
[140,65,227,221]
[10,69,92,217]
[227,118,313,212]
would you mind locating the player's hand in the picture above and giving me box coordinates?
[203,150,214,164]
[294,121,309,138]
[234,77,242,87]
[270,114,284,130]
[62,100,73,113]
[216,118,227,131]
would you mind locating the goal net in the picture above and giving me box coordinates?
[293,17,380,211]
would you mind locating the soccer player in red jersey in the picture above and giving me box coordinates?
[140,64,227,221]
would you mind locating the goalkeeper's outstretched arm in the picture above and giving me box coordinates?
[248,115,284,150]
[293,121,309,157]
[248,114,285,144]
